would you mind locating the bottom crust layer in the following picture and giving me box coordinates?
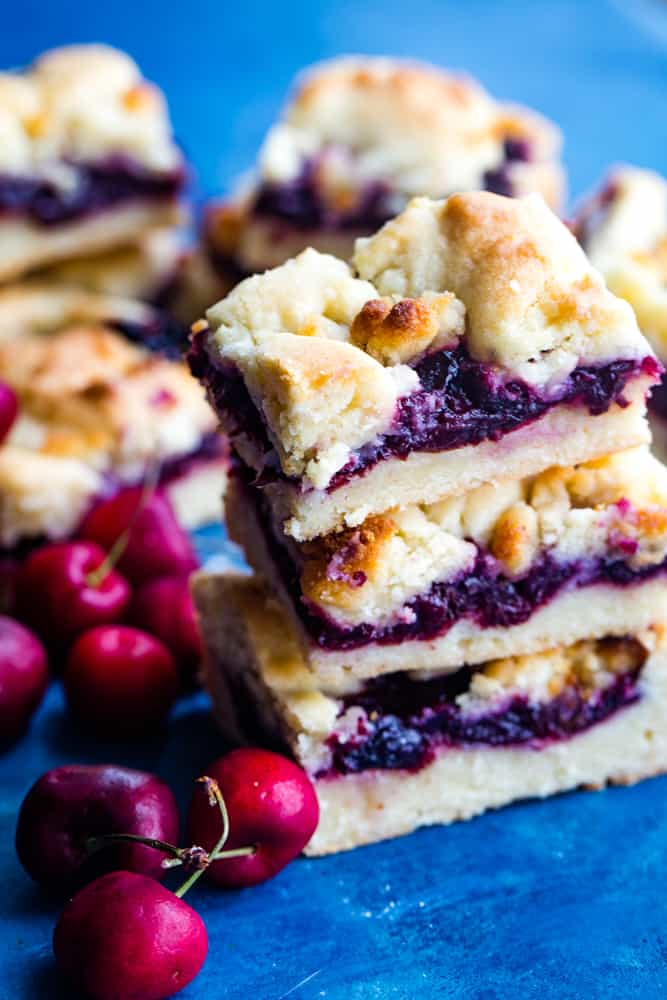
[193,571,667,857]
[308,674,667,854]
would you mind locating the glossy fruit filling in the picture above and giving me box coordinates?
[245,477,667,650]
[253,163,393,232]
[322,643,644,775]
[0,157,184,227]
[190,330,659,493]
[326,349,658,491]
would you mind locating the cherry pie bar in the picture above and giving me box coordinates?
[0,44,185,281]
[0,289,227,552]
[573,166,667,455]
[201,56,564,291]
[193,572,667,855]
[226,448,667,683]
[191,191,658,540]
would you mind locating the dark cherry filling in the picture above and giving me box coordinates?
[483,136,532,197]
[243,475,667,650]
[326,348,658,491]
[252,157,394,233]
[322,653,643,775]
[188,334,274,457]
[648,374,667,421]
[0,157,184,227]
[189,329,660,493]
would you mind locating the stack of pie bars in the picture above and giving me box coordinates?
[0,44,228,580]
[191,190,667,856]
[7,44,667,857]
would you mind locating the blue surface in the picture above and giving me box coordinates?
[2,2,667,997]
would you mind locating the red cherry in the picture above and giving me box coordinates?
[16,764,179,893]
[17,542,130,649]
[64,626,178,738]
[0,616,48,747]
[130,576,202,681]
[79,487,198,586]
[0,379,18,443]
[53,871,208,1000]
[186,748,319,888]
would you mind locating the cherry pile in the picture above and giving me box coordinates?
[2,485,202,742]
[16,753,319,999]
[3,468,321,997]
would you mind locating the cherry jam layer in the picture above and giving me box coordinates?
[190,329,660,493]
[244,475,667,650]
[322,649,644,776]
[252,158,394,233]
[482,136,533,197]
[326,349,659,491]
[0,157,184,227]
[647,374,667,421]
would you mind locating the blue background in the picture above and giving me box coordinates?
[2,2,667,997]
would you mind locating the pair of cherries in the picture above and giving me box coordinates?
[17,753,319,1000]
[4,482,203,743]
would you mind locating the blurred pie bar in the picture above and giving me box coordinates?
[0,44,186,282]
[191,191,659,541]
[572,166,667,457]
[193,572,667,855]
[200,57,565,297]
[0,287,228,553]
[226,448,667,683]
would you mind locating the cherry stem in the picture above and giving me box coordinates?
[85,463,161,589]
[86,833,183,859]
[174,776,255,898]
[84,776,255,899]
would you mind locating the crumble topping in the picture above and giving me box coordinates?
[460,635,648,710]
[0,315,216,546]
[0,44,181,174]
[349,292,464,365]
[354,193,648,386]
[300,509,476,625]
[576,166,667,358]
[203,58,564,278]
[203,192,652,489]
[280,447,667,627]
[259,57,562,204]
[206,249,420,488]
